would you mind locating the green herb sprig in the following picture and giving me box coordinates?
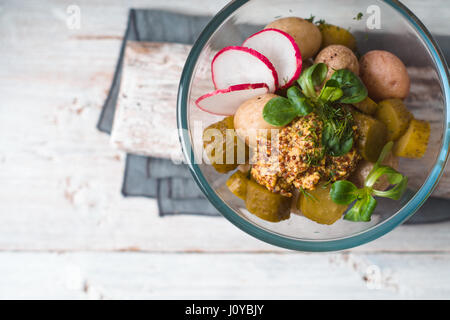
[353,12,364,21]
[298,63,368,104]
[299,186,318,202]
[298,64,367,156]
[328,69,368,104]
[297,63,328,100]
[262,86,314,126]
[329,142,408,222]
[315,101,354,156]
[262,64,368,157]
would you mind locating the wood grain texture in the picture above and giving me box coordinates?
[110,41,212,161]
[1,252,450,299]
[0,0,449,300]
[111,42,192,161]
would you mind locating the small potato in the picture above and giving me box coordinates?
[349,152,399,191]
[314,44,359,80]
[234,93,281,147]
[359,50,410,101]
[265,17,322,60]
[318,24,356,51]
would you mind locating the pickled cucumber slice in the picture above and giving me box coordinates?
[394,119,430,158]
[226,171,248,200]
[203,116,248,173]
[376,99,413,141]
[245,180,291,222]
[297,184,348,225]
[352,111,388,162]
[318,24,356,51]
[353,97,378,115]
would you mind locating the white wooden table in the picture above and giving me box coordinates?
[1,0,449,299]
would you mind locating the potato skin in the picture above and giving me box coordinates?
[359,50,410,101]
[234,93,281,147]
[349,152,399,191]
[314,44,359,80]
[265,17,322,60]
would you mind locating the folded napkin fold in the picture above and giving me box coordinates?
[121,154,218,216]
[98,9,450,223]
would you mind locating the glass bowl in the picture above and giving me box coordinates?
[177,0,450,251]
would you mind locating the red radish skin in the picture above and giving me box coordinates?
[195,83,269,116]
[211,46,278,92]
[243,28,302,89]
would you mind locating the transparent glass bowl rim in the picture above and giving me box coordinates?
[177,0,450,252]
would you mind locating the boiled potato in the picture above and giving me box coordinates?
[376,99,413,141]
[318,24,356,51]
[352,111,388,162]
[245,180,291,222]
[226,170,248,200]
[359,50,410,101]
[203,116,248,173]
[265,17,322,60]
[297,184,348,225]
[353,97,378,115]
[234,93,282,148]
[394,119,430,158]
[349,151,399,191]
[314,44,359,80]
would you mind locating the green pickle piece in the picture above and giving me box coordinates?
[202,116,248,173]
[318,24,357,51]
[352,110,388,162]
[352,97,378,115]
[245,180,291,222]
[226,171,248,200]
[376,99,413,141]
[297,184,348,225]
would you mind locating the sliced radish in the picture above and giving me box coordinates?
[195,83,269,116]
[211,46,278,93]
[243,28,302,89]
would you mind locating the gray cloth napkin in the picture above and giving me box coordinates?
[97,9,450,223]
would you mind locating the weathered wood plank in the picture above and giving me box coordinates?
[110,41,212,161]
[1,251,449,299]
[0,192,450,252]
[0,0,449,256]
